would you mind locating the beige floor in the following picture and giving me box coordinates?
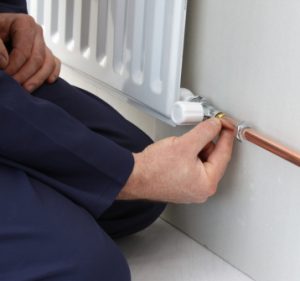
[117,219,254,281]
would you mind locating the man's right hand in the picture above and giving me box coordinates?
[119,118,235,204]
[0,13,61,92]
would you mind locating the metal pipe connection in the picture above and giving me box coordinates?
[215,114,300,167]
[172,92,300,167]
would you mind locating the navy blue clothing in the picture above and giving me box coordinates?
[0,1,166,279]
[0,164,131,280]
[0,72,166,281]
[32,82,166,239]
[0,73,134,217]
[0,0,27,13]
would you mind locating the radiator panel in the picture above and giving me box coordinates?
[27,0,187,121]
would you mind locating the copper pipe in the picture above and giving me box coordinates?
[242,129,300,167]
[217,114,300,167]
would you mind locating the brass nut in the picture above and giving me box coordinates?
[215,112,225,119]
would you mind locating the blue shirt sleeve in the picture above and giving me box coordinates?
[0,71,134,218]
[0,0,27,13]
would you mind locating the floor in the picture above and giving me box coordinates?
[117,219,254,281]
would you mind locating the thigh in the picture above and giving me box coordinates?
[0,165,130,281]
[33,79,153,153]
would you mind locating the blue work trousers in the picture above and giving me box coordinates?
[0,71,165,281]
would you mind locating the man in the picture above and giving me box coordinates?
[0,1,235,280]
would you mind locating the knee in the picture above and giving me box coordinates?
[127,126,153,152]
[32,78,152,153]
[111,119,153,153]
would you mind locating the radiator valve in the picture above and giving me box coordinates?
[171,89,221,125]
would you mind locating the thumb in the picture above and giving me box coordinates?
[0,39,9,69]
[180,118,222,154]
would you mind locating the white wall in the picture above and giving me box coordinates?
[61,1,300,280]
[165,1,300,280]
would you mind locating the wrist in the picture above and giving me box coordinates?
[117,152,146,200]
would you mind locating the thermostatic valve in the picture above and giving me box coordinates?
[171,102,205,125]
[171,90,221,125]
[171,91,249,142]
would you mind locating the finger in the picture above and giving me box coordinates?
[47,56,61,83]
[12,31,46,84]
[0,39,9,68]
[199,142,215,162]
[4,16,38,75]
[22,48,56,93]
[180,118,222,154]
[204,129,235,182]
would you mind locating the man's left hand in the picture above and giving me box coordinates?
[0,13,61,92]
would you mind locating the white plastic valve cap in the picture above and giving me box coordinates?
[179,88,194,101]
[171,101,205,125]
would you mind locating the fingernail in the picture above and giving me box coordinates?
[26,84,35,93]
[49,75,58,83]
[208,117,221,126]
[0,54,8,68]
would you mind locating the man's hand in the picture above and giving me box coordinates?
[0,13,61,92]
[119,118,235,204]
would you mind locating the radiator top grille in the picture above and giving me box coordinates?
[27,0,187,122]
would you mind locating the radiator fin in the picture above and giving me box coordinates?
[27,0,187,121]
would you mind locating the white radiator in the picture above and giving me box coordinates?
[27,0,188,123]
